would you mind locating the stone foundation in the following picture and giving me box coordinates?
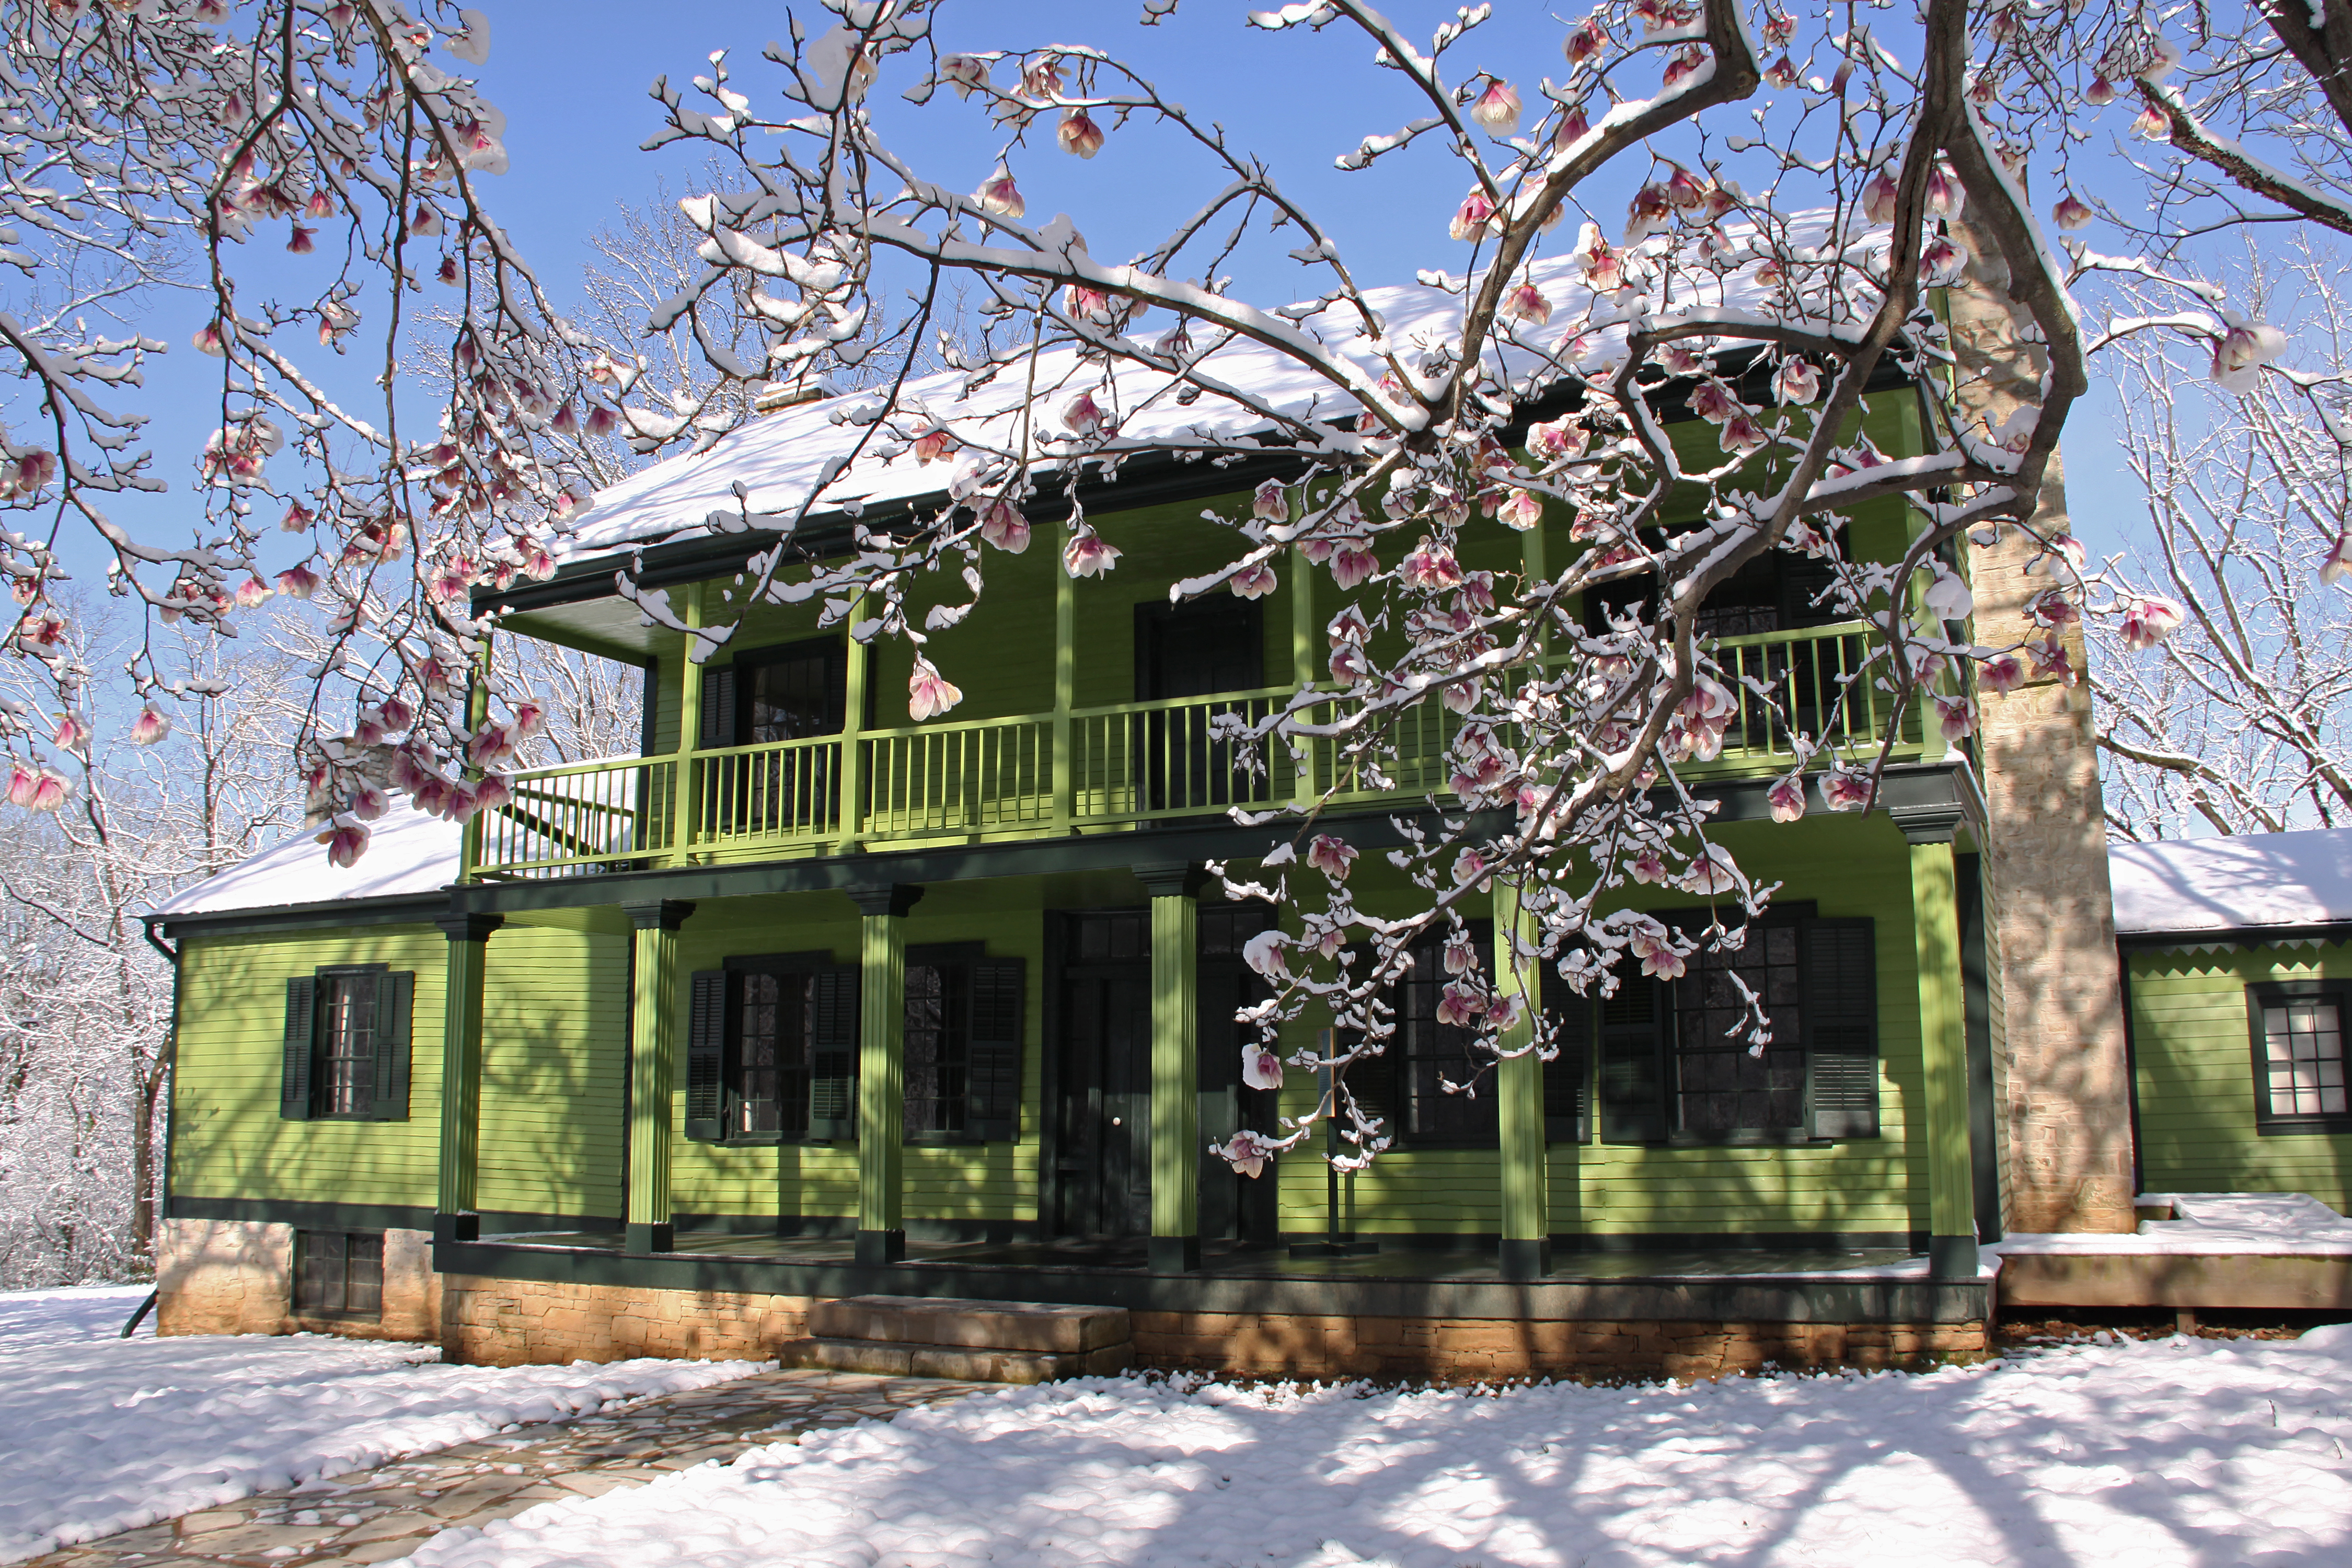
[1132,1310,1989,1381]
[155,1218,440,1342]
[440,1274,817,1366]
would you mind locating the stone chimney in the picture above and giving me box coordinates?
[1946,213,2137,1235]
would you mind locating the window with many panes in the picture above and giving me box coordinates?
[293,1230,384,1319]
[280,967,413,1123]
[317,973,378,1117]
[904,960,972,1137]
[2250,981,2352,1133]
[1668,921,1807,1136]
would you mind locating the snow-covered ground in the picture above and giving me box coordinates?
[0,1285,763,1564]
[397,1330,2352,1568]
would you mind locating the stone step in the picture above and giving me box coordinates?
[807,1294,1129,1355]
[781,1335,1132,1385]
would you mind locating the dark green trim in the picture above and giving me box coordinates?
[167,1196,619,1234]
[2119,920,2352,951]
[156,895,447,941]
[489,611,652,669]
[1957,851,2001,1243]
[437,1237,1990,1324]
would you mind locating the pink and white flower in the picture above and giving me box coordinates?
[1470,80,1522,133]
[129,706,171,745]
[940,54,990,98]
[979,498,1031,554]
[1629,850,1668,884]
[1329,544,1379,590]
[1400,541,1463,592]
[1242,1044,1284,1092]
[1495,489,1543,533]
[1979,654,2026,695]
[1820,768,1873,811]
[1057,110,1105,158]
[1449,189,1499,242]
[974,170,1024,218]
[2052,193,2094,230]
[908,657,964,721]
[1252,479,1288,522]
[1923,567,1974,621]
[1436,983,1488,1028]
[2323,533,2352,585]
[1861,169,1900,225]
[1230,561,1278,599]
[1502,283,1551,325]
[1683,845,1739,895]
[1444,933,1482,976]
[1925,160,1966,218]
[2119,596,2186,650]
[1221,1131,1273,1179]
[1063,390,1104,436]
[1773,359,1820,405]
[1767,773,1807,822]
[1305,834,1357,880]
[319,821,370,868]
[1063,527,1121,578]
[1452,847,1489,886]
[910,426,955,465]
[2210,319,2287,394]
[1242,929,1290,979]
[1935,696,1977,741]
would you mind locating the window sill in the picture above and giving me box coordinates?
[2256,1117,2352,1137]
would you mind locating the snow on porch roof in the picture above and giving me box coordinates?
[150,798,462,919]
[551,213,1875,570]
[2108,827,2352,939]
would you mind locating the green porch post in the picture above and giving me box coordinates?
[1138,862,1207,1273]
[434,913,503,1244]
[1051,520,1076,833]
[1493,882,1551,1279]
[837,591,868,855]
[624,900,695,1253]
[1895,805,1977,1276]
[1291,543,1315,809]
[669,586,704,867]
[849,883,922,1265]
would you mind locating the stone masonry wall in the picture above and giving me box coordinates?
[1948,211,2137,1236]
[155,1218,441,1342]
[1132,1311,1988,1381]
[439,1274,817,1366]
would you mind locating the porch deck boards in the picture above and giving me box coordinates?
[480,1229,1924,1284]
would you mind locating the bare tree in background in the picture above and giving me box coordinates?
[2092,236,2352,839]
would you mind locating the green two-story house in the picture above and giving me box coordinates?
[148,317,2056,1379]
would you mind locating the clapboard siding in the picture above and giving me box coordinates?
[171,926,446,1208]
[477,924,629,1220]
[2131,943,2352,1210]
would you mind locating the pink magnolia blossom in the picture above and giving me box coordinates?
[305,188,335,218]
[1720,413,1768,455]
[1221,1131,1272,1180]
[1662,44,1706,88]
[1401,542,1463,592]
[1252,479,1288,522]
[1922,235,1968,286]
[349,785,388,822]
[1305,835,1357,880]
[1861,169,1899,225]
[2028,590,2080,628]
[2119,596,2186,650]
[1230,561,1278,599]
[1528,416,1587,463]
[192,322,224,355]
[525,546,559,581]
[1924,160,1965,218]
[281,498,315,532]
[1436,983,1488,1029]
[1063,390,1104,436]
[1629,850,1668,884]
[1444,933,1481,976]
[1502,283,1552,325]
[6,763,37,808]
[1242,1045,1284,1092]
[466,724,514,768]
[908,658,964,722]
[1470,80,1522,133]
[411,773,455,818]
[287,223,315,253]
[1767,774,1807,823]
[584,405,618,437]
[1684,846,1739,895]
[1554,100,1591,145]
[979,498,1031,554]
[1564,15,1607,64]
[974,170,1025,218]
[1766,53,1799,87]
[1935,696,1977,741]
[1773,359,1821,405]
[510,702,546,740]
[2210,320,2287,394]
[940,53,989,97]
[471,775,512,816]
[1449,189,1499,242]
[1452,848,1489,886]
[1923,568,1974,621]
[2027,636,2078,687]
[1688,378,1742,423]
[2322,533,2352,585]
[1329,642,1370,685]
[233,577,272,608]
[1572,223,1624,291]
[1057,110,1105,158]
[2052,193,2094,230]
[1979,654,2026,694]
[51,712,88,750]
[1820,769,1873,811]
[129,706,171,745]
[911,427,955,465]
[1063,528,1121,579]
[319,821,370,869]
[1486,993,1525,1033]
[1242,929,1290,979]
[2132,102,2171,140]
[1632,934,1685,981]
[1495,490,1543,532]
[1329,544,1379,590]
[2085,75,2116,106]
[378,696,414,731]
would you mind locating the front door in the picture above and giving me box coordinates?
[1054,912,1152,1239]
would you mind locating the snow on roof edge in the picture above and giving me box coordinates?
[2109,827,2352,939]
[150,798,462,920]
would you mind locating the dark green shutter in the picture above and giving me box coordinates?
[1598,977,1669,1142]
[967,958,1025,1141]
[281,975,317,1121]
[699,664,738,750]
[370,970,413,1121]
[1805,917,1880,1137]
[1540,971,1590,1143]
[684,970,727,1142]
[808,965,859,1140]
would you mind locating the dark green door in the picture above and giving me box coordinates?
[1055,955,1152,1240]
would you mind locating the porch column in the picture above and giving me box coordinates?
[1894,805,1977,1276]
[1051,518,1076,833]
[434,913,503,1244]
[837,591,868,855]
[849,883,923,1265]
[624,899,695,1253]
[1493,881,1551,1279]
[1138,862,1207,1273]
[668,585,704,868]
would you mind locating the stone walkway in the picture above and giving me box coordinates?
[27,1367,975,1568]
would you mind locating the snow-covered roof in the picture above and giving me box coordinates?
[555,216,1866,569]
[151,799,461,919]
[2108,827,2352,938]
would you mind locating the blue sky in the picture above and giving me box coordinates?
[69,1,2145,603]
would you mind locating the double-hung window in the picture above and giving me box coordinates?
[293,1230,384,1319]
[280,966,416,1122]
[2249,981,2352,1133]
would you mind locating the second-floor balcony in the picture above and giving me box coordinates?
[465,619,1945,881]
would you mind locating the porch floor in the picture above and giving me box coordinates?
[483,1229,1930,1283]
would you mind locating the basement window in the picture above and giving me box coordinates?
[293,1230,384,1320]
